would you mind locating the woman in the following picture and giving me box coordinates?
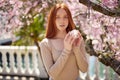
[40,3,88,80]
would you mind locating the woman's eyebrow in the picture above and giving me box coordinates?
[64,15,68,16]
[56,14,68,17]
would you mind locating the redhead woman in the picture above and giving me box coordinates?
[40,3,88,80]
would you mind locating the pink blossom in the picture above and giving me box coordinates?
[102,0,118,9]
[9,0,16,4]
[42,2,48,8]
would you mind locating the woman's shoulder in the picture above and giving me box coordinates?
[41,38,49,43]
[40,38,51,47]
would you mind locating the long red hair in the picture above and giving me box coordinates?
[45,3,75,38]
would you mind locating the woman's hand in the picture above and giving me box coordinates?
[70,30,82,47]
[73,32,82,47]
[64,32,75,51]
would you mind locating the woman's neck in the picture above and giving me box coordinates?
[55,31,67,39]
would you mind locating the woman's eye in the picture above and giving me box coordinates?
[64,16,68,18]
[56,16,60,19]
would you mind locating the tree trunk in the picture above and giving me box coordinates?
[79,28,120,75]
[79,0,120,17]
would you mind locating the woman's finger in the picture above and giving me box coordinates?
[70,37,76,45]
[78,32,81,37]
[67,35,73,43]
[64,32,70,41]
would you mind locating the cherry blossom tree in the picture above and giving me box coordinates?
[63,0,120,75]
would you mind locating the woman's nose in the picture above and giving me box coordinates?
[61,18,67,22]
[59,18,64,23]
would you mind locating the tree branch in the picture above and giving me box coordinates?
[79,0,120,17]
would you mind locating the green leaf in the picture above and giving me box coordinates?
[12,13,45,46]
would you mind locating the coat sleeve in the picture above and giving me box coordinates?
[40,39,71,79]
[73,38,88,73]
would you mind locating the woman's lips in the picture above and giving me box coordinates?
[60,25,65,27]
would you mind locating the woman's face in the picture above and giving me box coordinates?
[55,8,69,32]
